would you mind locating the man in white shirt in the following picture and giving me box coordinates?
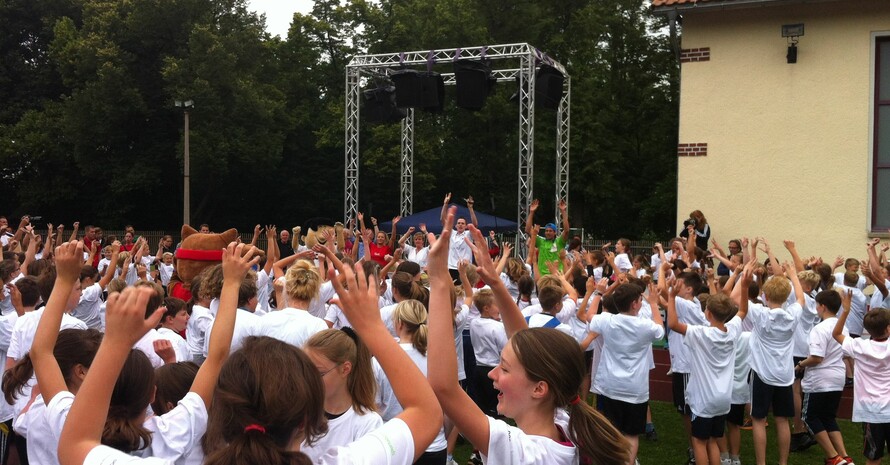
[440,193,477,283]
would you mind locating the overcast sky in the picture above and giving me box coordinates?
[248,0,314,38]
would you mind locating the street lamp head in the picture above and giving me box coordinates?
[174,100,195,108]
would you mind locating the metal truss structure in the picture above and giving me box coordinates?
[344,43,570,242]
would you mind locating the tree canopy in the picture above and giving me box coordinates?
[0,0,678,238]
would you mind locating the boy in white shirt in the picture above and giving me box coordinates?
[668,288,743,465]
[795,289,852,465]
[524,283,575,337]
[739,261,803,465]
[588,282,664,464]
[468,289,507,417]
[834,294,890,465]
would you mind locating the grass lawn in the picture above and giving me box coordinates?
[452,400,866,465]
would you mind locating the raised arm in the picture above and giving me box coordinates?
[330,248,442,462]
[736,263,754,321]
[465,224,528,338]
[784,261,805,307]
[30,242,85,405]
[833,289,853,345]
[547,260,579,301]
[558,199,569,241]
[426,206,491,457]
[759,237,781,278]
[263,225,278,275]
[867,239,887,298]
[784,240,805,273]
[647,282,664,328]
[398,226,416,248]
[68,221,80,242]
[58,285,165,465]
[525,199,539,236]
[97,241,121,290]
[191,243,259,406]
[387,216,400,248]
[440,192,452,227]
[466,196,478,227]
[249,224,261,247]
[494,242,513,276]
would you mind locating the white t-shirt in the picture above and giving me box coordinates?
[133,329,166,368]
[447,230,473,269]
[837,285,867,336]
[301,407,384,462]
[731,332,752,404]
[801,316,847,393]
[72,282,104,329]
[834,272,867,290]
[83,418,416,465]
[747,302,801,387]
[379,303,399,337]
[324,300,352,330]
[202,309,261,356]
[484,409,577,465]
[15,391,74,465]
[668,296,708,374]
[499,272,520,300]
[403,245,429,269]
[185,304,212,364]
[470,317,508,367]
[589,312,664,404]
[158,263,175,287]
[0,311,17,422]
[526,313,573,338]
[374,344,446,453]
[683,317,742,418]
[254,308,327,348]
[98,257,112,275]
[842,337,890,423]
[139,392,208,464]
[255,269,272,313]
[156,328,191,363]
[454,304,469,382]
[614,253,632,273]
[792,292,819,358]
[308,281,337,319]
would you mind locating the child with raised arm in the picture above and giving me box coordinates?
[739,259,804,465]
[428,206,629,465]
[668,274,743,465]
[589,281,665,463]
[834,290,890,465]
[796,289,852,465]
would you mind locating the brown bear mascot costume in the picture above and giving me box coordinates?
[167,225,238,301]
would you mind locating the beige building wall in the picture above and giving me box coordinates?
[676,0,890,262]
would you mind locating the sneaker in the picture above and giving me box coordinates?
[645,428,658,441]
[740,418,753,430]
[448,460,459,465]
[467,452,483,465]
[731,459,741,465]
[843,457,855,465]
[825,455,847,465]
[721,458,731,465]
[791,432,817,452]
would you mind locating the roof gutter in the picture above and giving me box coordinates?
[652,0,841,15]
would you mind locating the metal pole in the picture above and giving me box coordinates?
[183,110,190,227]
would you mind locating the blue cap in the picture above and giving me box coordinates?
[545,223,558,231]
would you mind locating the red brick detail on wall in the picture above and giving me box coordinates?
[680,48,710,63]
[677,143,708,157]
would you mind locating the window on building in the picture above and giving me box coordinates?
[874,37,890,231]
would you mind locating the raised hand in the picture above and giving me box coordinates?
[56,241,84,282]
[529,199,539,212]
[558,198,567,211]
[153,339,176,365]
[443,192,452,205]
[105,287,164,347]
[464,225,498,284]
[465,196,474,208]
[392,216,401,225]
[222,242,260,281]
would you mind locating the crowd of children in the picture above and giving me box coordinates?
[0,202,887,465]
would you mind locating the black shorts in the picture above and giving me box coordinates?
[672,372,691,415]
[599,395,648,436]
[750,371,794,419]
[865,423,890,460]
[793,356,806,380]
[801,391,842,434]
[584,350,594,374]
[726,403,746,426]
[691,413,727,440]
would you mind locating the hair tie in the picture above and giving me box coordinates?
[244,424,266,434]
[340,326,359,342]
[569,395,582,406]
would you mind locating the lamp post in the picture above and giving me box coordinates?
[175,100,194,227]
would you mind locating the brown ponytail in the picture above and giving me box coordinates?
[3,328,102,404]
[102,350,154,452]
[512,329,630,465]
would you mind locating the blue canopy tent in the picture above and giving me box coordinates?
[378,204,518,235]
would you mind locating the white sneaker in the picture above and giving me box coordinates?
[731,459,741,465]
[721,458,731,465]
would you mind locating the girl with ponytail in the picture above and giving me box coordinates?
[428,207,630,465]
[60,242,442,464]
[300,328,382,461]
[56,241,256,465]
